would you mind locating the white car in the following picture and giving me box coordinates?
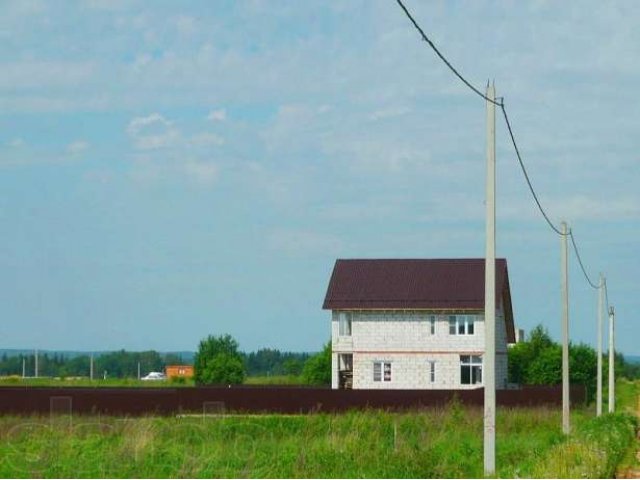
[141,372,167,381]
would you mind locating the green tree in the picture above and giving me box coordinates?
[508,324,599,401]
[508,325,555,384]
[302,341,331,385]
[194,334,245,385]
[527,344,562,385]
[282,358,304,376]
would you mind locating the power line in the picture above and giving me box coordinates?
[395,0,502,107]
[395,0,613,297]
[500,104,566,236]
[395,0,565,237]
[568,229,600,290]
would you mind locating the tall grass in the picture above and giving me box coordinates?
[0,404,606,478]
[614,379,640,477]
[528,413,637,478]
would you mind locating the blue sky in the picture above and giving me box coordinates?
[0,0,638,355]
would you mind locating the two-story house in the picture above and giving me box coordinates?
[322,258,515,390]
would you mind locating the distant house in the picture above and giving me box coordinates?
[165,365,194,379]
[322,259,515,390]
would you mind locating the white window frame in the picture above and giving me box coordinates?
[428,315,436,335]
[373,361,392,382]
[460,355,483,385]
[448,315,475,335]
[338,312,352,336]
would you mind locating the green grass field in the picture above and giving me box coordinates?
[0,402,635,478]
[0,379,637,478]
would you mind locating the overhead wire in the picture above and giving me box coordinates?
[395,0,565,236]
[394,0,502,107]
[499,104,566,236]
[394,0,610,295]
[568,229,600,290]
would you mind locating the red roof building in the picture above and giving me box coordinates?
[323,258,516,390]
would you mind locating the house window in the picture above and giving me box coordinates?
[460,355,483,385]
[373,361,391,382]
[448,315,475,335]
[449,316,457,334]
[429,315,436,335]
[428,361,436,383]
[339,312,352,336]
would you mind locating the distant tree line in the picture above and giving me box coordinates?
[0,350,185,378]
[244,348,310,377]
[0,346,313,380]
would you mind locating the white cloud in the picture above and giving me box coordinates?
[206,108,226,122]
[0,61,95,89]
[131,54,153,72]
[126,113,179,150]
[83,169,112,185]
[184,161,218,185]
[368,105,411,121]
[175,15,197,36]
[66,140,89,154]
[558,194,640,222]
[125,113,221,187]
[189,132,225,147]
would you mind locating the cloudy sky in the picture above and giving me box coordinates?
[0,0,638,355]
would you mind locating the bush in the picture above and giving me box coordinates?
[194,334,246,385]
[508,324,598,401]
[302,341,331,385]
[530,413,637,478]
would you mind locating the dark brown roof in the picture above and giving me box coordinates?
[322,258,515,342]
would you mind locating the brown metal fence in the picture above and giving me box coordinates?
[0,385,585,416]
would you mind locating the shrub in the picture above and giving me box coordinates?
[194,334,246,385]
[302,341,331,385]
[530,413,637,478]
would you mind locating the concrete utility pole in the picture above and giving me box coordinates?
[22,358,26,378]
[608,305,615,413]
[596,274,604,416]
[561,221,570,434]
[138,362,141,380]
[34,349,39,378]
[90,353,94,381]
[483,82,497,476]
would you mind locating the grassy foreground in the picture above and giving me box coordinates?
[0,403,635,478]
[615,379,640,478]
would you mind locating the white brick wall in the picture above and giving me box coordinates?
[332,308,509,390]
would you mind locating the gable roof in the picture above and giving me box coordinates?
[322,258,515,343]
